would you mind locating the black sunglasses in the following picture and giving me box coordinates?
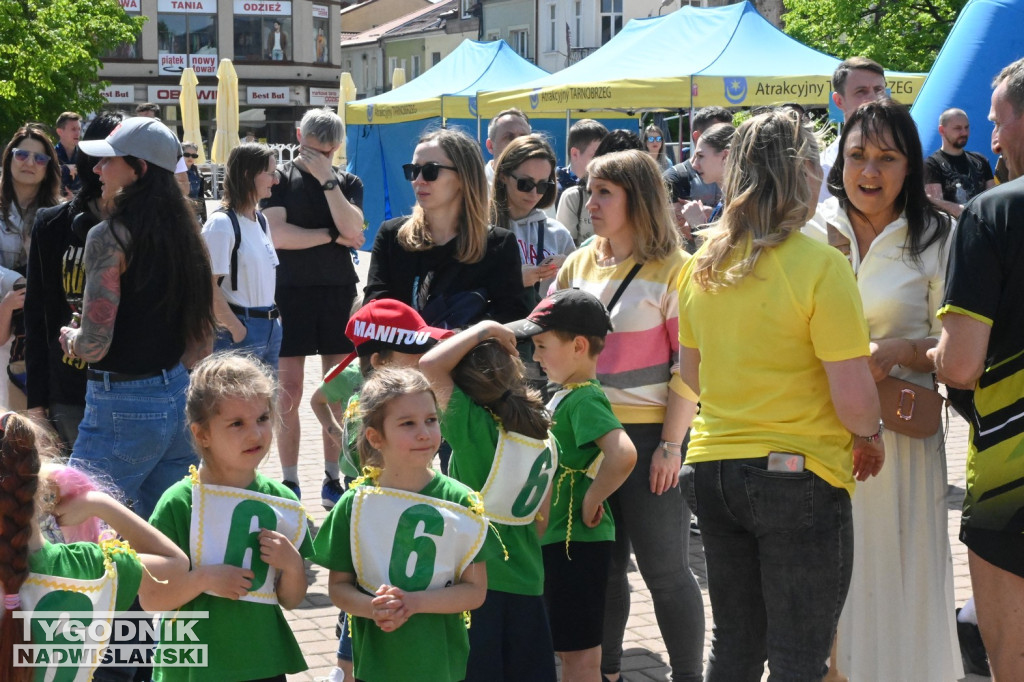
[403,162,457,182]
[509,175,554,194]
[647,135,662,143]
[182,152,200,159]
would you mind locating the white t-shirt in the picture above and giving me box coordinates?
[202,210,279,308]
[819,139,840,203]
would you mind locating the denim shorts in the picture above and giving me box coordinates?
[69,363,197,519]
[214,309,283,371]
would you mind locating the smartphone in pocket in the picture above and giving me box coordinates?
[767,451,805,473]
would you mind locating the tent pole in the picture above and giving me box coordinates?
[565,110,571,169]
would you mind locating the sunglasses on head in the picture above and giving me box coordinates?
[182,152,199,159]
[402,162,457,182]
[12,148,51,166]
[509,175,554,194]
[647,135,662,143]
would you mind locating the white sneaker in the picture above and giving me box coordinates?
[314,668,345,682]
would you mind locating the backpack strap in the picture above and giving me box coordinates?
[216,207,267,291]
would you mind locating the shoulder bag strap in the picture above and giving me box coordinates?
[606,263,643,313]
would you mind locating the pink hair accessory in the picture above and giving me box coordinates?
[3,592,20,611]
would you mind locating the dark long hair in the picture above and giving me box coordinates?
[1,124,61,219]
[109,161,215,348]
[68,114,125,215]
[0,413,44,682]
[828,98,951,263]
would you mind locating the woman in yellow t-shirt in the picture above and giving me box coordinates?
[676,108,883,682]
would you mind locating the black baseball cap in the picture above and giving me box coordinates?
[506,289,613,340]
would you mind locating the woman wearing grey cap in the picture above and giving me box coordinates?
[59,116,215,519]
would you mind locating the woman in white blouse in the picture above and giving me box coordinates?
[807,98,960,681]
[202,143,282,369]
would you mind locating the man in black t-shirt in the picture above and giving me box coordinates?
[262,108,365,509]
[924,108,995,218]
[930,58,1024,681]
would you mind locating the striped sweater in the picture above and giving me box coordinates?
[556,246,691,424]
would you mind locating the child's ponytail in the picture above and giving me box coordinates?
[0,413,42,682]
[452,341,550,440]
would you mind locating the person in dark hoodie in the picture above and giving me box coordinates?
[25,113,124,449]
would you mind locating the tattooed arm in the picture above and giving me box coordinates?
[58,221,127,363]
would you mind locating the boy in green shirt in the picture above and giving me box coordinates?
[507,289,637,681]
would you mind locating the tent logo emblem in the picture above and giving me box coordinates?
[724,77,747,104]
[366,104,374,122]
[530,88,541,110]
[468,96,478,117]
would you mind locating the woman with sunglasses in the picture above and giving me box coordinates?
[364,127,525,329]
[555,149,704,682]
[182,141,207,224]
[0,124,61,410]
[491,134,575,302]
[25,113,124,450]
[644,124,671,171]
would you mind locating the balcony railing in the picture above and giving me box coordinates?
[567,46,599,66]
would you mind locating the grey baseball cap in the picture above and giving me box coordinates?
[78,117,182,173]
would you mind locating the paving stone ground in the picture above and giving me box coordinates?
[243,248,984,681]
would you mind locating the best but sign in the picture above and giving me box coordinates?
[247,87,290,105]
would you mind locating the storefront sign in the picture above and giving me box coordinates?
[101,85,136,103]
[120,0,141,10]
[158,0,217,12]
[234,0,292,14]
[312,3,329,19]
[309,87,338,106]
[147,85,219,103]
[247,86,290,104]
[158,52,219,76]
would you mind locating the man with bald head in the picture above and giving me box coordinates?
[924,108,995,217]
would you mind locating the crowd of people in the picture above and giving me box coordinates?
[0,51,1022,682]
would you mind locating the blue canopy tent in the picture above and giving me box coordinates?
[910,0,1024,166]
[346,40,563,240]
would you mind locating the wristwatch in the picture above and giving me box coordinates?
[858,420,885,444]
[321,179,337,191]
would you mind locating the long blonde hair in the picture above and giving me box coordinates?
[692,109,819,291]
[586,150,680,264]
[397,128,489,264]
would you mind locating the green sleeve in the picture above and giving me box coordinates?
[441,387,498,490]
[111,550,144,612]
[312,492,355,572]
[321,363,363,404]
[148,480,193,560]
[566,386,623,448]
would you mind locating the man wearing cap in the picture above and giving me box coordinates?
[59,116,215,519]
[261,107,365,509]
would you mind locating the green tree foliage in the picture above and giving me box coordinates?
[782,0,967,73]
[0,0,144,138]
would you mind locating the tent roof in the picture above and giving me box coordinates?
[346,40,548,123]
[477,1,920,114]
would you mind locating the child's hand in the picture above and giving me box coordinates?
[53,489,112,526]
[580,489,605,528]
[471,320,517,356]
[202,564,255,600]
[371,585,411,631]
[258,528,302,571]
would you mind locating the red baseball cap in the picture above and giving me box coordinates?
[326,299,452,379]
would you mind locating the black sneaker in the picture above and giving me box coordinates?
[956,607,991,677]
[282,479,301,500]
[322,476,344,511]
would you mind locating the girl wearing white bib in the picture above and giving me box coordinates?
[313,367,491,682]
[147,353,313,682]
[0,411,188,682]
[421,319,558,682]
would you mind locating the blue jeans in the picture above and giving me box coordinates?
[213,309,282,371]
[602,423,705,682]
[681,458,853,682]
[70,364,197,520]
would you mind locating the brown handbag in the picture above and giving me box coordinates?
[877,375,945,438]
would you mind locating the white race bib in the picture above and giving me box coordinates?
[20,565,120,682]
[478,430,558,525]
[350,487,487,595]
[190,483,307,605]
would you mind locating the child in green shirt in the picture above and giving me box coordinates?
[507,289,637,681]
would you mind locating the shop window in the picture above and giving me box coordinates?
[600,0,622,45]
[234,16,293,61]
[157,12,217,75]
[314,17,330,63]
